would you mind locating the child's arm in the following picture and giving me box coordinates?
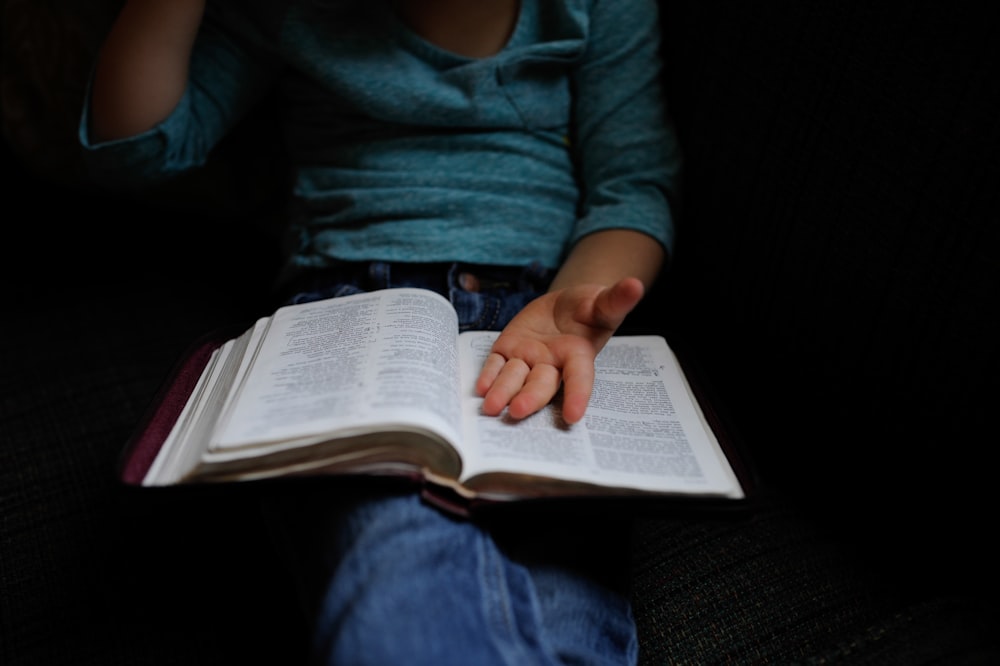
[90,0,207,142]
[476,229,665,425]
[477,0,676,424]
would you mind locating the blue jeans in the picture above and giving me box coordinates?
[278,260,554,332]
[265,261,638,665]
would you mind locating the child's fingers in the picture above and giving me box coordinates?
[506,363,561,420]
[479,357,530,416]
[475,352,507,397]
[592,277,645,329]
[558,351,596,424]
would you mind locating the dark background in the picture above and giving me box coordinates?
[654,2,1000,594]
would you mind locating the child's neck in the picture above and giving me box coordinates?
[391,0,520,58]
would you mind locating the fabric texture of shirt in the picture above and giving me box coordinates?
[79,0,681,274]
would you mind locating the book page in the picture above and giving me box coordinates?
[143,322,264,484]
[210,288,464,455]
[456,332,743,498]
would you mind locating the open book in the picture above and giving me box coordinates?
[121,287,755,515]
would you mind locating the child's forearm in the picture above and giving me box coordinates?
[90,0,207,142]
[549,229,666,292]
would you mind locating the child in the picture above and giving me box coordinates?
[81,0,681,663]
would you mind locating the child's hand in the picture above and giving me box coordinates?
[474,277,645,424]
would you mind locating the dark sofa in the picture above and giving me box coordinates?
[3,2,998,664]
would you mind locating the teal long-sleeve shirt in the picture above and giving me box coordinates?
[80,0,681,273]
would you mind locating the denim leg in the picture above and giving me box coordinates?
[265,262,636,665]
[291,489,636,666]
[523,564,638,666]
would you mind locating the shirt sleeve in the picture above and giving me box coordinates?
[568,0,682,258]
[78,1,284,190]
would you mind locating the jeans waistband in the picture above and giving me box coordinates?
[277,261,553,307]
